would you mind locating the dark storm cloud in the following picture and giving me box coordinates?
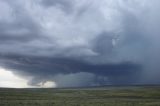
[0,54,142,86]
[0,54,141,76]
[0,0,160,87]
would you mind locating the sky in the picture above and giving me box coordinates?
[0,0,160,88]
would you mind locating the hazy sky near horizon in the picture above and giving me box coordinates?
[0,0,160,88]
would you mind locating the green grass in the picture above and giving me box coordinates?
[0,86,160,106]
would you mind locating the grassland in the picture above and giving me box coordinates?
[0,86,160,106]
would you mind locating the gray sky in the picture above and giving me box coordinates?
[0,0,160,88]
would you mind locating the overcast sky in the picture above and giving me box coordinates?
[0,0,160,88]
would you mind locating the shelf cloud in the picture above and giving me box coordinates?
[0,0,160,87]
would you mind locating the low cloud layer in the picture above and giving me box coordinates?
[0,0,160,87]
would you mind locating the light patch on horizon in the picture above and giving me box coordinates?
[39,81,57,88]
[0,67,56,88]
[0,67,30,88]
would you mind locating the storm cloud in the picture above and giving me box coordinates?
[0,0,160,87]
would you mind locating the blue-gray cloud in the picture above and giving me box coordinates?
[0,0,160,87]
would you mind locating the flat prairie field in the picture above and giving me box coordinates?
[0,86,160,106]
